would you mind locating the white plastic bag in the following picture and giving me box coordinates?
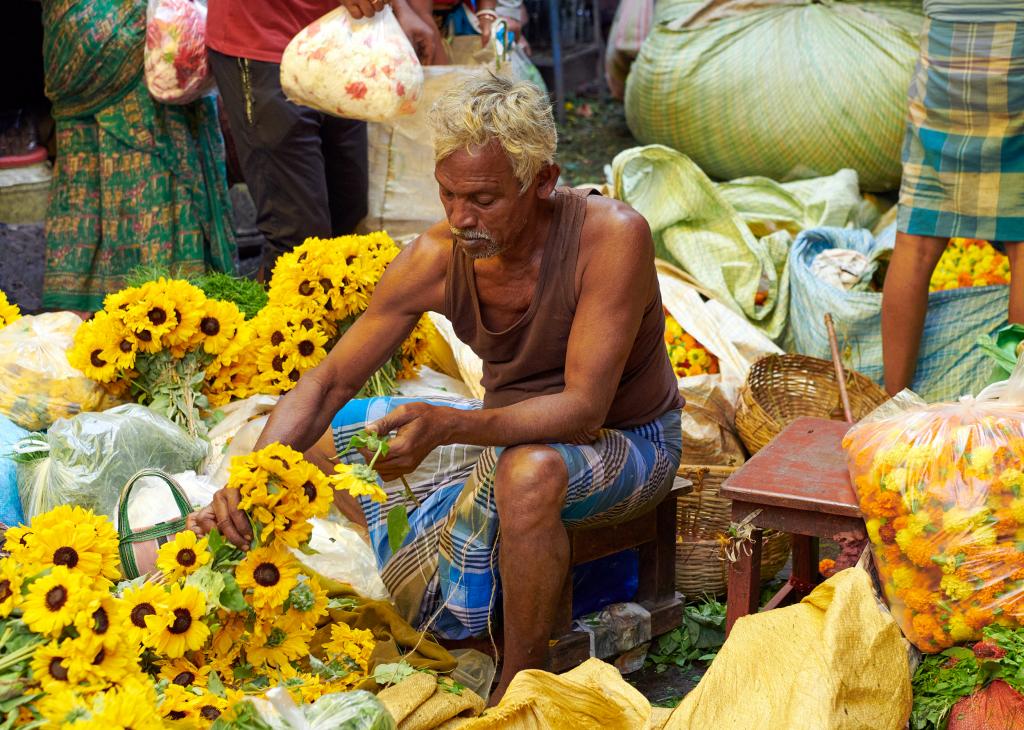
[281,6,423,122]
[144,0,215,104]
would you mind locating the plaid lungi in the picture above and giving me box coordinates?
[331,396,683,640]
[898,18,1024,242]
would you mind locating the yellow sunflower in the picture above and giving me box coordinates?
[194,692,229,725]
[235,543,300,612]
[21,566,91,637]
[88,679,166,730]
[209,611,245,668]
[35,687,95,727]
[198,299,245,356]
[75,592,124,646]
[160,683,202,723]
[144,583,210,658]
[287,325,328,372]
[27,519,120,581]
[66,633,137,686]
[121,581,169,646]
[322,622,376,676]
[281,576,329,631]
[0,558,23,617]
[280,463,333,521]
[3,523,34,567]
[331,463,387,503]
[162,280,207,351]
[67,314,123,383]
[158,657,211,689]
[155,530,211,582]
[0,289,21,328]
[30,639,79,694]
[246,617,313,669]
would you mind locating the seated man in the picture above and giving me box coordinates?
[192,72,683,701]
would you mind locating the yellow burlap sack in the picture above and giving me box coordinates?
[664,567,912,730]
[460,658,656,729]
[378,671,486,730]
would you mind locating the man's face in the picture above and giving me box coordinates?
[435,141,553,260]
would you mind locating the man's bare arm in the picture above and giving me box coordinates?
[253,234,448,454]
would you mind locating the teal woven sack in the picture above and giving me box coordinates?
[117,468,192,580]
[624,0,923,192]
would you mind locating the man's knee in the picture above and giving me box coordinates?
[494,445,568,531]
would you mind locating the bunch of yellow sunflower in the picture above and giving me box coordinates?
[929,238,1010,292]
[665,311,719,378]
[0,288,20,329]
[844,403,1024,653]
[68,278,247,436]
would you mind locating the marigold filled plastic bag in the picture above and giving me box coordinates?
[843,358,1024,652]
[145,0,215,104]
[0,312,122,431]
[280,5,423,122]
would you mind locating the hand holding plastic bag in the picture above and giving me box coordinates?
[843,358,1024,652]
[281,6,423,122]
[145,0,215,104]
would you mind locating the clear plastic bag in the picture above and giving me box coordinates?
[144,0,215,104]
[16,403,208,521]
[280,5,423,122]
[234,688,396,730]
[0,312,122,431]
[843,359,1024,652]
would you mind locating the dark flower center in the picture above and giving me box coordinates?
[169,608,193,635]
[49,658,69,681]
[176,548,197,567]
[148,307,167,326]
[298,340,315,357]
[298,252,308,263]
[301,318,315,331]
[201,706,222,721]
[45,586,67,611]
[93,648,105,665]
[200,317,221,336]
[90,350,107,368]
[119,339,133,353]
[130,602,156,628]
[298,281,315,296]
[346,255,356,265]
[173,671,196,686]
[271,331,285,346]
[302,482,317,502]
[93,606,110,634]
[288,369,300,382]
[254,563,281,587]
[137,329,153,342]
[0,579,10,603]
[319,278,333,293]
[272,355,285,372]
[53,546,79,568]
[167,711,187,720]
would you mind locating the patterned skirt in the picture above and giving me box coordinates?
[898,18,1024,242]
[331,396,683,641]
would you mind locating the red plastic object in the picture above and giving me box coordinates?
[0,147,47,169]
[948,680,1024,730]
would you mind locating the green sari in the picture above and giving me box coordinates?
[41,0,235,311]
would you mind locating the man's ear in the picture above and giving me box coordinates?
[534,163,560,199]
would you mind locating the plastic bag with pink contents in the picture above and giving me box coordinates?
[145,0,215,104]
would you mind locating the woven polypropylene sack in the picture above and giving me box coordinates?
[624,0,923,191]
[788,227,1009,402]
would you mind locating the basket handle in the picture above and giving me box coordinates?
[686,467,709,536]
[117,468,192,540]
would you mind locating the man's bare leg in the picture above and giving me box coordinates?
[881,232,948,395]
[491,445,569,705]
[1005,242,1024,324]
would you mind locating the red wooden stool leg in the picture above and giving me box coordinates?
[725,527,762,636]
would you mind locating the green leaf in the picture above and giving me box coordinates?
[219,574,248,612]
[374,662,416,686]
[186,566,227,613]
[207,670,226,698]
[387,506,411,556]
[942,647,976,660]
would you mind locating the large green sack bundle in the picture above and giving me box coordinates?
[624,0,924,192]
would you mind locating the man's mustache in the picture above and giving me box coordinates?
[450,226,494,242]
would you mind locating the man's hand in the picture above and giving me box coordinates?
[365,402,452,482]
[341,0,389,20]
[187,488,253,550]
[479,15,522,49]
[394,2,443,64]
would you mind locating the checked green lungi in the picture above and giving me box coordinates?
[898,18,1024,242]
[331,396,683,641]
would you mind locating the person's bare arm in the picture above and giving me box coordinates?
[369,201,655,480]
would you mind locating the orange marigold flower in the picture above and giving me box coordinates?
[901,587,940,613]
[904,537,937,568]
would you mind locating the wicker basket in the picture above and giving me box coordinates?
[675,465,791,598]
[735,354,889,456]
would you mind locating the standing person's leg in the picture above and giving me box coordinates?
[207,50,332,272]
[881,232,948,395]
[321,116,369,236]
[1006,242,1024,324]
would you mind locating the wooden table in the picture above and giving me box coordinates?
[721,417,864,634]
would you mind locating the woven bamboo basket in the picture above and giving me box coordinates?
[675,465,791,598]
[735,354,889,456]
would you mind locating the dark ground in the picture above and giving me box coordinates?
[556,89,640,187]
